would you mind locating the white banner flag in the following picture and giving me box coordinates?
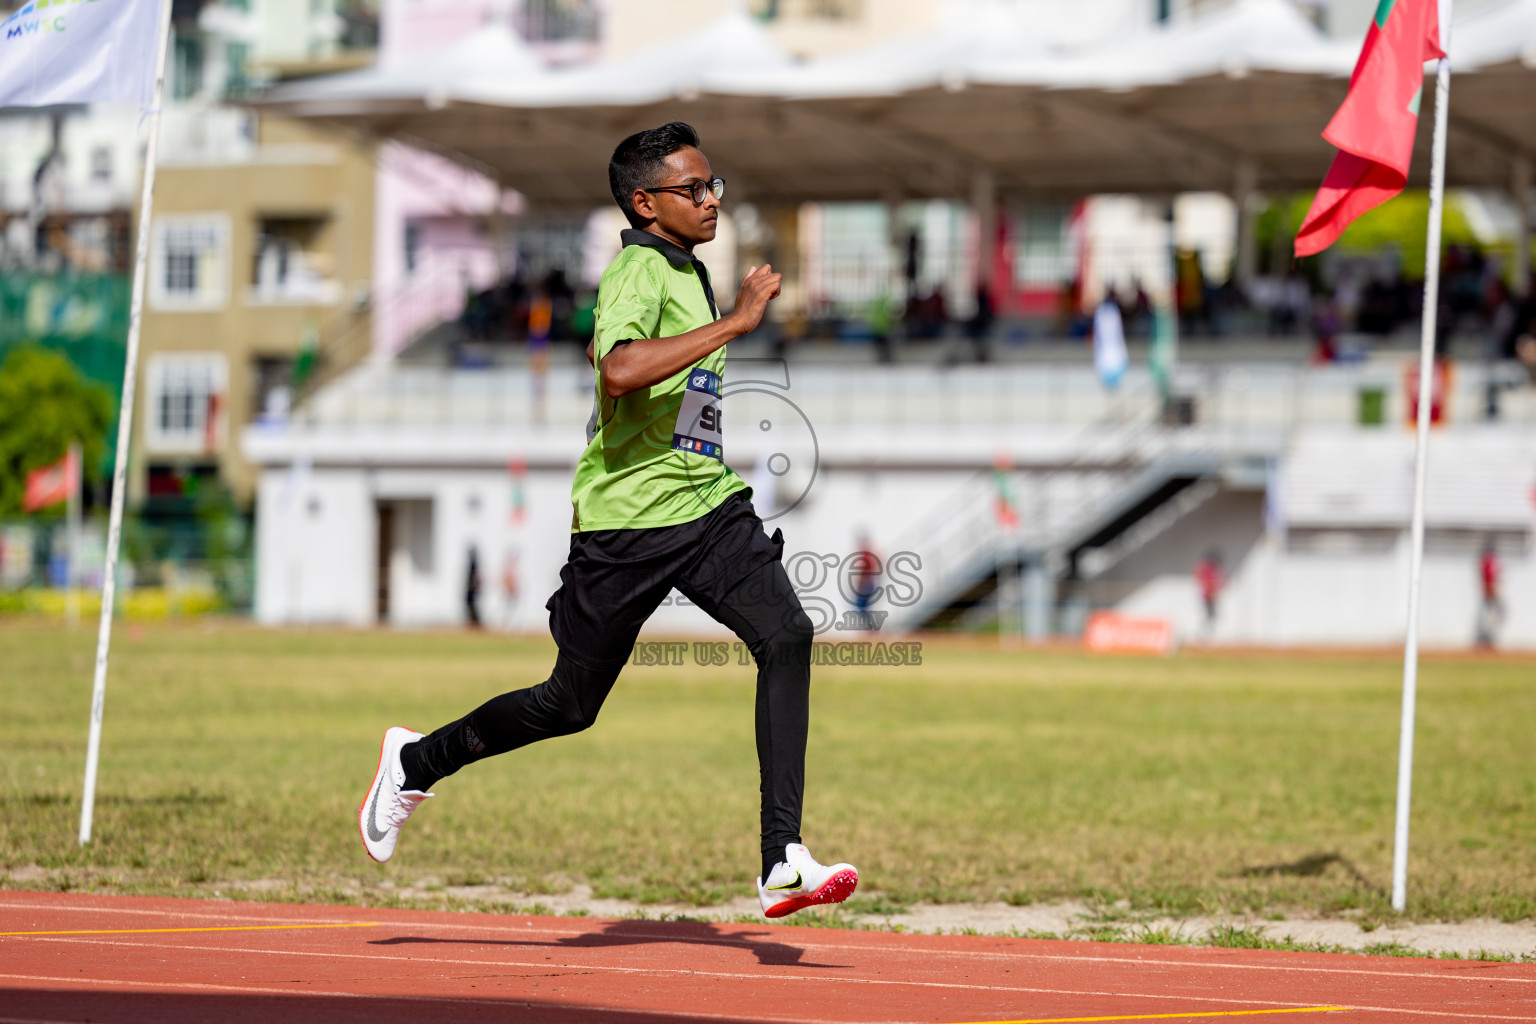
[0,0,163,108]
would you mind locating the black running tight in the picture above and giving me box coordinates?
[401,559,813,864]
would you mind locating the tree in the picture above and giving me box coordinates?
[0,346,112,516]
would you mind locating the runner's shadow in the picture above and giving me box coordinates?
[1239,851,1377,890]
[371,918,849,968]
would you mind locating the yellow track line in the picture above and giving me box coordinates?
[0,922,380,938]
[949,1008,1349,1024]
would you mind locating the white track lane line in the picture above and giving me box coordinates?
[368,919,1536,987]
[0,967,1533,1024]
[4,898,1532,990]
[0,898,373,927]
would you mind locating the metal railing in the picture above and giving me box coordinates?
[880,378,1173,631]
[288,355,1536,433]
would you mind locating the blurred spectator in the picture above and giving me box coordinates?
[544,269,576,342]
[1277,277,1313,335]
[1092,295,1128,391]
[1060,277,1093,339]
[1476,540,1502,649]
[571,290,598,343]
[849,531,881,615]
[902,229,921,299]
[1483,279,1515,419]
[1518,331,1536,386]
[903,289,948,341]
[1443,244,1485,335]
[1129,280,1152,337]
[465,545,482,629]
[1175,249,1208,336]
[1498,286,1536,386]
[1311,301,1341,364]
[1485,278,1515,357]
[870,292,895,364]
[965,282,994,362]
[528,285,553,421]
[1193,549,1225,637]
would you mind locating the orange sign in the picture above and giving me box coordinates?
[1083,611,1177,655]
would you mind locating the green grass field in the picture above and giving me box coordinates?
[2,621,1533,926]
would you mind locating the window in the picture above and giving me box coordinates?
[90,146,112,183]
[225,41,252,99]
[145,353,229,455]
[802,202,892,315]
[252,216,337,304]
[1013,205,1076,287]
[150,214,229,310]
[403,221,420,275]
[516,0,599,42]
[172,34,204,101]
[252,356,296,424]
[336,0,380,50]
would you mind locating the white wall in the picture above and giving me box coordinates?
[251,410,1536,650]
[1108,493,1536,650]
[256,462,579,629]
[255,467,377,626]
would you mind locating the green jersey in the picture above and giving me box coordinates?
[570,230,748,532]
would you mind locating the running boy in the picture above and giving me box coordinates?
[359,122,857,919]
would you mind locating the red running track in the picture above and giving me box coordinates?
[1,890,1533,1024]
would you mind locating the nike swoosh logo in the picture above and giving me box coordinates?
[766,871,802,891]
[365,770,389,843]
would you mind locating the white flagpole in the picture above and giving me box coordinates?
[1391,12,1454,912]
[79,0,176,846]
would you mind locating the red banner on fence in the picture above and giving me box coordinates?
[23,448,79,512]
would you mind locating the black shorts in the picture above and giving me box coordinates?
[546,491,784,670]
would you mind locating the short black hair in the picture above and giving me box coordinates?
[608,121,701,229]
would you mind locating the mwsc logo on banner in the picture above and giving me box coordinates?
[1,0,109,41]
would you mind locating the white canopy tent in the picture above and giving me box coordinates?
[266,21,546,114]
[970,0,1355,88]
[256,0,1536,202]
[1454,0,1536,66]
[459,13,795,107]
[709,0,1057,98]
[1445,0,1536,195]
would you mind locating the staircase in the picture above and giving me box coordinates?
[882,393,1243,633]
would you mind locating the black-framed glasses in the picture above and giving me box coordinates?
[643,177,725,205]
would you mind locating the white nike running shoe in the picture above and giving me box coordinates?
[359,726,431,863]
[756,843,859,918]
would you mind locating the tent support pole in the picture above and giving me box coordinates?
[970,168,996,301]
[79,0,175,846]
[1233,160,1259,288]
[1512,155,1531,299]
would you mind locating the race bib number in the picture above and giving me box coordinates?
[673,367,723,460]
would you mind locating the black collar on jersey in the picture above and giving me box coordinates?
[620,228,718,319]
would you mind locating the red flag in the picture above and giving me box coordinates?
[1294,0,1444,258]
[23,448,79,513]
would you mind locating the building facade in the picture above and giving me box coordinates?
[134,0,380,506]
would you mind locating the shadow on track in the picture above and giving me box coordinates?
[370,917,851,968]
[3,987,789,1024]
